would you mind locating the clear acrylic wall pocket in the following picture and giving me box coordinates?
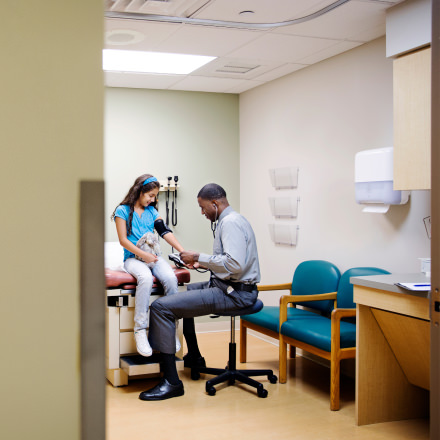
[269,197,299,219]
[269,167,299,190]
[269,224,299,246]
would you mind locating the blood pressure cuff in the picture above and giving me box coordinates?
[154,219,173,237]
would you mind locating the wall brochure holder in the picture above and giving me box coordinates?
[269,167,299,190]
[269,197,299,218]
[269,224,299,247]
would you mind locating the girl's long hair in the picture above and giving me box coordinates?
[111,174,160,236]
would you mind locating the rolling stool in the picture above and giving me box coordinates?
[190,299,278,398]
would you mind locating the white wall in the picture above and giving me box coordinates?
[0,2,103,439]
[240,37,431,305]
[105,88,240,284]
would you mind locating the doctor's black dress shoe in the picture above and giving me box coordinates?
[139,378,184,401]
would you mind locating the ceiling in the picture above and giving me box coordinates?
[104,0,404,94]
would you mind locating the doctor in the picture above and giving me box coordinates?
[139,183,261,401]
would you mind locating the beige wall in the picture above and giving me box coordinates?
[239,37,431,305]
[105,88,239,284]
[0,2,103,439]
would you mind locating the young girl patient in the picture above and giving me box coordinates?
[111,174,184,356]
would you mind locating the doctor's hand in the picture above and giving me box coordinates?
[179,251,200,267]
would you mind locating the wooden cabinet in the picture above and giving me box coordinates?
[353,277,430,426]
[393,46,431,190]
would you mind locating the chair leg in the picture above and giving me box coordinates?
[289,345,296,359]
[279,335,287,384]
[239,320,247,363]
[330,351,340,411]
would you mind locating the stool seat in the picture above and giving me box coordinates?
[216,299,264,316]
[191,299,277,398]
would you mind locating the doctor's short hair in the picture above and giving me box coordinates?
[198,183,227,201]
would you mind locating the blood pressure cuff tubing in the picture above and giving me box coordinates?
[154,219,173,237]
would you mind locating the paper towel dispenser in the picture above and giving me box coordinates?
[355,147,410,213]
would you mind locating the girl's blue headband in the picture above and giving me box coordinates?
[143,176,158,186]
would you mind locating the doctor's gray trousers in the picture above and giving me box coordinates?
[148,280,257,354]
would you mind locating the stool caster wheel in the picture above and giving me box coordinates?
[191,369,200,381]
[269,374,278,384]
[257,387,268,398]
[207,386,216,396]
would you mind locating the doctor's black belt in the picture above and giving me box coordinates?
[210,277,257,293]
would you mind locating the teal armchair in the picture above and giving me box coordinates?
[279,266,390,410]
[239,260,341,365]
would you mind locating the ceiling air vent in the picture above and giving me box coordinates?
[105,0,210,17]
[216,64,260,74]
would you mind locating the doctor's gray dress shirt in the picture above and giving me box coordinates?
[197,206,261,285]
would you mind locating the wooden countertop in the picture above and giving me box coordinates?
[351,273,430,299]
[351,273,430,321]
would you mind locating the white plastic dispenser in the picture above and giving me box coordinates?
[355,147,410,213]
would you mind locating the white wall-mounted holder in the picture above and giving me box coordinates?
[355,147,410,213]
[269,197,299,218]
[269,167,299,190]
[269,224,299,247]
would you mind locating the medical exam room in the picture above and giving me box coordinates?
[1,1,439,440]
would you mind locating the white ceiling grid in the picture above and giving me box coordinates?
[104,0,405,93]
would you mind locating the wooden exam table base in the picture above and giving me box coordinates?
[106,288,183,387]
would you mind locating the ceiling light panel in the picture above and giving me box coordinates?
[103,49,216,74]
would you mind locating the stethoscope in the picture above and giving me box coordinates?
[174,203,218,273]
[211,204,218,238]
[172,175,178,226]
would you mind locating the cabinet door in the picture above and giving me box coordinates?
[393,47,431,190]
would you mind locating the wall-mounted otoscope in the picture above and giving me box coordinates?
[165,176,172,225]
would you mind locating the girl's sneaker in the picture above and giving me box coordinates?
[134,329,153,357]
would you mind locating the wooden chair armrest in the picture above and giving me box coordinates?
[258,282,292,292]
[279,292,338,327]
[290,292,337,303]
[331,308,356,322]
[331,308,356,351]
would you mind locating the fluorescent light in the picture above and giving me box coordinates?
[103,49,216,74]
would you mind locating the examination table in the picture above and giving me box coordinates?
[105,266,190,386]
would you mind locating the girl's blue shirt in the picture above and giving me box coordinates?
[115,204,159,261]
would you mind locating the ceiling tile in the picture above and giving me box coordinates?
[297,39,363,64]
[225,80,265,94]
[105,18,181,51]
[169,75,246,93]
[105,71,182,89]
[154,25,264,56]
[253,63,308,82]
[227,32,340,63]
